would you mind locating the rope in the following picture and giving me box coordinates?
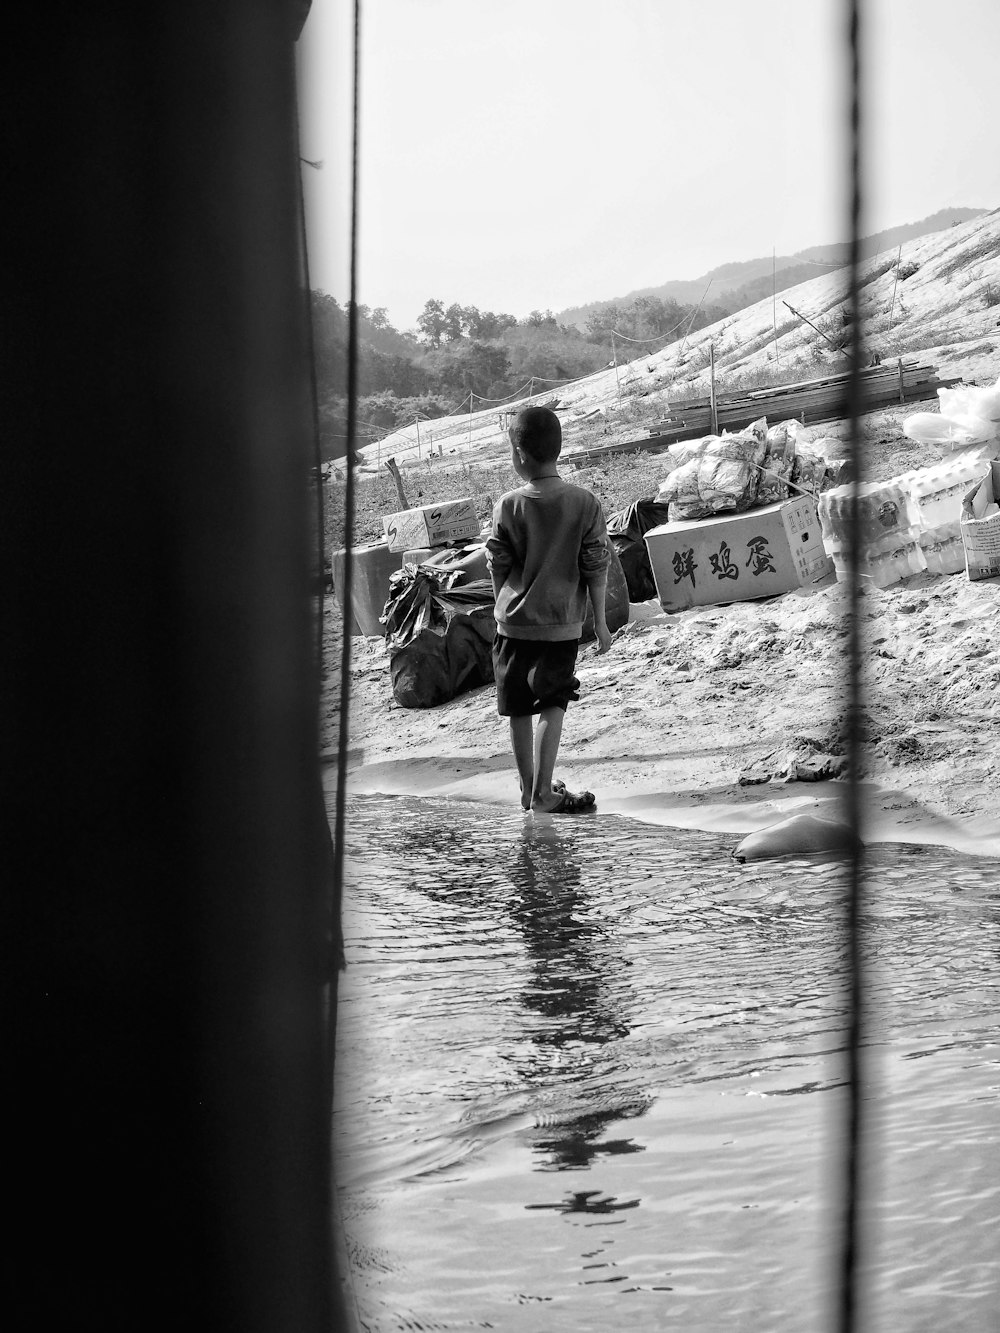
[839,2,867,1330]
[606,315,688,345]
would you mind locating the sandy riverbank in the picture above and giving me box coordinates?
[323,554,1000,858]
[324,342,1000,860]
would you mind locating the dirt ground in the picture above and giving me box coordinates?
[323,401,1000,859]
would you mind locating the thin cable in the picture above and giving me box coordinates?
[677,279,715,358]
[330,0,361,1093]
[839,1,867,1330]
[607,315,688,345]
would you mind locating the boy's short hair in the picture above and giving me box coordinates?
[510,406,562,463]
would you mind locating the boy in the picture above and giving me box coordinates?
[486,406,612,814]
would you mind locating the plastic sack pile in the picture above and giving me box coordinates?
[655,417,846,521]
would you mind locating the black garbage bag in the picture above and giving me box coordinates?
[381,566,496,709]
[606,500,672,602]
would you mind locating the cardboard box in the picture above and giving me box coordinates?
[644,495,834,612]
[961,460,1000,581]
[382,497,479,552]
[331,540,404,636]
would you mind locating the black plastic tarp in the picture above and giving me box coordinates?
[381,567,496,709]
[606,500,672,602]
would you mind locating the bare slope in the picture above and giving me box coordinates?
[557,208,987,328]
[360,209,1000,472]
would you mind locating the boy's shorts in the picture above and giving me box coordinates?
[493,634,580,717]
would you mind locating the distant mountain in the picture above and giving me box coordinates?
[557,208,987,330]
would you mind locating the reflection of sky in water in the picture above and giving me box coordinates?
[335,793,1000,1333]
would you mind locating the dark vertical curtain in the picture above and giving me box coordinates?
[3,3,345,1329]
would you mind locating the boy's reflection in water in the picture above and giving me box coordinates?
[506,817,647,1171]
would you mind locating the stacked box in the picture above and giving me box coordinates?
[382,498,479,552]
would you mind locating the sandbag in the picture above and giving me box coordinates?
[382,568,496,708]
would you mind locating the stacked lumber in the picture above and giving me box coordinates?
[658,361,953,437]
[565,361,959,467]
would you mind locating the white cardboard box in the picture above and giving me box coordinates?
[961,460,1000,581]
[382,497,479,553]
[644,495,834,612]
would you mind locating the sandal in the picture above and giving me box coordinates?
[551,779,596,808]
[547,786,597,814]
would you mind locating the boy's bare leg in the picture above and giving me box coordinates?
[530,706,565,812]
[509,715,535,810]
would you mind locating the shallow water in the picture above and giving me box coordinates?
[332,793,1000,1333]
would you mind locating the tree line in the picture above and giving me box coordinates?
[311,289,733,460]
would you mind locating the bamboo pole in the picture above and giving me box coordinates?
[783,299,855,360]
[772,247,779,365]
[888,243,903,332]
[709,344,719,435]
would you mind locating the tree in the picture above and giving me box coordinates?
[463,308,516,340]
[417,298,447,347]
[585,304,622,343]
[436,340,511,399]
[525,309,557,329]
[444,303,465,343]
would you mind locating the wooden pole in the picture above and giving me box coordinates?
[897,357,905,404]
[709,343,719,435]
[415,416,421,458]
[612,332,621,399]
[385,456,409,511]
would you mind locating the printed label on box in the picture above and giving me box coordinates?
[960,461,1000,581]
[383,498,479,552]
[644,496,833,611]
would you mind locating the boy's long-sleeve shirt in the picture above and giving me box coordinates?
[485,476,610,641]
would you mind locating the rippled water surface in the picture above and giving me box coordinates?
[332,793,999,1332]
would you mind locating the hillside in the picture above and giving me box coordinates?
[557,209,986,332]
[359,208,1000,473]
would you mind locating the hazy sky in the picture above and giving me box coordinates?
[297,0,1000,331]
